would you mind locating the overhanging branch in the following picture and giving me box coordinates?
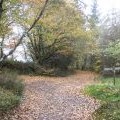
[1,0,49,61]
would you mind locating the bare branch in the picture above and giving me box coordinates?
[1,0,49,61]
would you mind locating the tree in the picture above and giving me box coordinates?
[100,10,120,45]
[100,10,120,69]
[0,0,4,19]
[0,0,49,62]
[104,40,120,85]
[27,25,72,68]
[26,0,92,69]
[89,0,99,29]
[81,0,100,71]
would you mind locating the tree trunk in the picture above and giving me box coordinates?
[0,0,4,19]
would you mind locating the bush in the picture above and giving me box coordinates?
[1,60,55,76]
[0,70,24,96]
[0,87,20,111]
[1,60,35,74]
[1,59,74,76]
[0,71,24,113]
[44,52,74,70]
[49,68,75,77]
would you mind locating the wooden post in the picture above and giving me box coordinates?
[113,66,116,85]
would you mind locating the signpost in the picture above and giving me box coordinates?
[104,67,120,85]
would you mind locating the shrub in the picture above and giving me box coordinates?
[1,60,35,74]
[0,71,24,113]
[1,60,52,75]
[44,52,74,70]
[0,70,24,96]
[0,87,20,111]
[1,59,74,76]
[49,68,74,77]
[90,55,102,73]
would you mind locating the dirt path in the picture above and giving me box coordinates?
[2,71,100,120]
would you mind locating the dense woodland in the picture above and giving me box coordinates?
[0,0,100,71]
[0,0,120,120]
[0,0,120,73]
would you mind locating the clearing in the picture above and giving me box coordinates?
[1,71,100,120]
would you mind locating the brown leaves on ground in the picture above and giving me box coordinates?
[0,71,100,120]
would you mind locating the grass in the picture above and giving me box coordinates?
[85,84,120,102]
[93,102,120,120]
[0,70,24,112]
[85,76,120,120]
[0,87,20,111]
[100,77,120,87]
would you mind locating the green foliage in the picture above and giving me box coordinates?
[102,40,120,71]
[0,87,20,111]
[85,84,120,102]
[104,40,120,61]
[1,60,74,76]
[33,1,93,70]
[28,25,74,69]
[101,12,120,69]
[0,71,24,112]
[2,60,36,74]
[101,77,120,86]
[0,71,24,96]
[0,0,96,71]
[0,0,101,72]
[93,102,120,120]
[85,77,120,120]
[92,56,102,72]
[45,53,74,70]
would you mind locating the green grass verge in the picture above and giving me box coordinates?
[85,77,120,120]
[85,84,120,102]
[93,102,120,120]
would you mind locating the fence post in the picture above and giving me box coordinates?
[113,66,116,85]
